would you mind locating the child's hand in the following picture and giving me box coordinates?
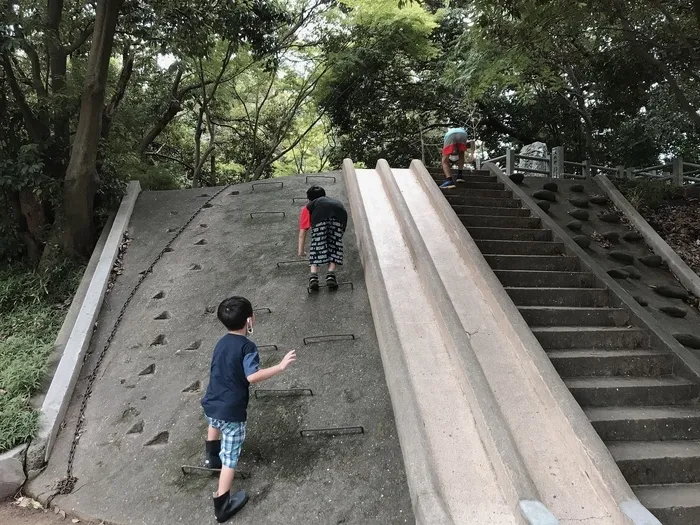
[298,250,306,257]
[278,350,296,371]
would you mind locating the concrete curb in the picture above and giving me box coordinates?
[595,174,700,298]
[26,181,141,471]
[482,161,676,525]
[342,159,455,525]
[375,160,556,525]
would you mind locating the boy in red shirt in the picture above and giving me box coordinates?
[298,186,348,291]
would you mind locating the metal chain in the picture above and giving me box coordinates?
[48,185,231,503]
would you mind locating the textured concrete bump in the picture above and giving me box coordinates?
[0,445,26,499]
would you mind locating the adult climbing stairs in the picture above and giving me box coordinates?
[427,165,700,525]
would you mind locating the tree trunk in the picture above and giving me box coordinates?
[47,0,70,177]
[59,0,124,259]
[7,191,45,265]
[139,99,182,154]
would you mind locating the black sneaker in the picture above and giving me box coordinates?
[204,440,222,470]
[326,272,338,291]
[455,170,465,183]
[308,274,320,292]
[213,490,248,523]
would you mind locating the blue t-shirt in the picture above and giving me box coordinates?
[445,127,467,139]
[201,334,260,422]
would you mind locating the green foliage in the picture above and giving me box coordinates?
[0,260,83,452]
[615,179,685,210]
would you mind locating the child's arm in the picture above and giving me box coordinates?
[298,229,307,257]
[298,206,311,256]
[247,350,296,384]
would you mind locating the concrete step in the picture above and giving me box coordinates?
[485,255,580,271]
[447,195,521,208]
[532,326,649,349]
[428,168,492,178]
[519,306,629,326]
[459,181,505,191]
[505,287,609,307]
[451,205,531,217]
[432,175,497,184]
[494,270,597,288]
[548,349,674,377]
[460,215,541,229]
[634,483,700,525]
[610,440,700,485]
[566,376,699,407]
[468,227,551,241]
[587,406,700,441]
[475,240,564,256]
[443,188,513,199]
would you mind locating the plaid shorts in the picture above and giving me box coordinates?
[207,417,246,469]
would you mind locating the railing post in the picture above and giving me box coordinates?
[582,159,591,179]
[506,147,515,176]
[672,156,684,185]
[625,168,635,180]
[616,165,624,179]
[475,157,481,170]
[551,146,564,179]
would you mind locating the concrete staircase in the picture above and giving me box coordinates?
[430,167,700,525]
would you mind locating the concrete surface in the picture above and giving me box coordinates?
[516,176,700,360]
[27,174,413,525]
[348,165,518,524]
[416,162,660,525]
[27,182,141,470]
[595,174,700,299]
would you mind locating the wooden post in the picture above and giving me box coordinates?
[625,168,635,180]
[672,156,684,185]
[616,165,624,179]
[550,146,564,179]
[582,159,591,179]
[506,147,515,176]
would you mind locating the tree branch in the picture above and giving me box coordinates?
[64,23,95,54]
[144,151,194,171]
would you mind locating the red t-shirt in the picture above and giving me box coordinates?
[299,206,311,230]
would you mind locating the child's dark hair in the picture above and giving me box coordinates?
[307,185,326,201]
[217,296,253,331]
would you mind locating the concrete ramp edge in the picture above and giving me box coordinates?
[342,159,454,525]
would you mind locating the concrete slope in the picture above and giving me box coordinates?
[345,160,660,525]
[345,164,519,525]
[27,174,414,525]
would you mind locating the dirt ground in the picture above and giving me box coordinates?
[0,499,99,525]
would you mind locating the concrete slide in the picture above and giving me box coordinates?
[343,159,661,525]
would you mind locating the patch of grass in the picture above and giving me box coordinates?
[615,179,685,210]
[0,260,83,453]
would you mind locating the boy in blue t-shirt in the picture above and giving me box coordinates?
[201,296,296,522]
[439,127,475,189]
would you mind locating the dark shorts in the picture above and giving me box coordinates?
[309,218,344,266]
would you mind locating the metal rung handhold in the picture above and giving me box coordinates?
[300,426,365,437]
[303,334,356,345]
[253,307,272,314]
[250,211,285,219]
[276,260,307,267]
[257,344,278,351]
[252,181,283,191]
[292,197,307,203]
[254,388,313,399]
[306,175,336,183]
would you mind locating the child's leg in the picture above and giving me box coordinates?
[217,466,236,496]
[208,426,221,441]
[328,262,336,272]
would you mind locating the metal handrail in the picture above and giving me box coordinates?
[590,165,619,172]
[514,166,550,174]
[684,162,700,169]
[634,163,671,173]
[685,176,700,182]
[564,161,584,167]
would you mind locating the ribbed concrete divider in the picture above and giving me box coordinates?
[342,159,455,525]
[413,160,662,525]
[374,160,556,525]
[595,174,700,298]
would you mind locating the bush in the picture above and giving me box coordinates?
[0,259,83,452]
[615,179,685,209]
